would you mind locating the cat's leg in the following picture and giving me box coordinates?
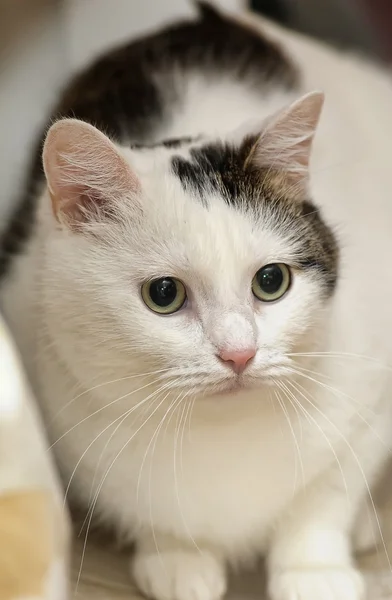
[267,402,391,600]
[352,495,383,553]
[267,461,369,600]
[131,532,227,600]
[352,479,392,553]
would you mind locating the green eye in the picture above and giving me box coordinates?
[252,263,291,302]
[141,277,187,314]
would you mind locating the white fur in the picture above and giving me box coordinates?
[2,11,392,600]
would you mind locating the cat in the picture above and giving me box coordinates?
[1,3,392,600]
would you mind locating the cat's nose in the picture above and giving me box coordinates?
[218,348,256,374]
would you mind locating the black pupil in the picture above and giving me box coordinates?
[257,265,283,294]
[149,278,178,307]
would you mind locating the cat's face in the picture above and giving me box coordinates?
[42,92,338,400]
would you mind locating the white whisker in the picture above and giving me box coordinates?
[74,384,176,592]
[144,391,178,571]
[272,384,303,495]
[287,351,392,371]
[282,379,350,500]
[50,377,165,451]
[173,390,202,553]
[288,367,391,451]
[285,378,392,573]
[49,367,173,422]
[76,381,174,534]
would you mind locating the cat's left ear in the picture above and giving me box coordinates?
[43,119,140,229]
[244,91,324,194]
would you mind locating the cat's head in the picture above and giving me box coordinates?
[41,91,338,400]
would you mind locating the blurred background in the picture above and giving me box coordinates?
[0,0,390,220]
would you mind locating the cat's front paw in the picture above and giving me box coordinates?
[131,548,227,600]
[269,567,365,600]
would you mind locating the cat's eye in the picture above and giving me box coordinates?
[141,277,187,314]
[252,263,291,302]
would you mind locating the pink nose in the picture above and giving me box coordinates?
[218,348,256,374]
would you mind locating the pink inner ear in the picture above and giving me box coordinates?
[245,91,325,187]
[59,188,108,226]
[43,118,140,228]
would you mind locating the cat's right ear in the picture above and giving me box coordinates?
[43,119,140,229]
[240,91,324,197]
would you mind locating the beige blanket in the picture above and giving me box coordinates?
[71,538,392,600]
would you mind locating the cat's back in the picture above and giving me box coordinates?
[50,2,297,141]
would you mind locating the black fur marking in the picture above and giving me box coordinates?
[172,137,257,201]
[0,3,298,279]
[0,147,43,279]
[47,1,297,143]
[132,136,198,150]
[293,202,339,292]
[172,140,338,294]
[250,0,291,24]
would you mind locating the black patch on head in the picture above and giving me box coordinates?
[289,202,339,292]
[0,3,298,279]
[172,139,339,295]
[172,137,257,202]
[131,136,198,151]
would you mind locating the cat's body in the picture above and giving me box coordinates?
[1,4,392,600]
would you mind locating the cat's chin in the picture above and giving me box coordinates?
[215,380,244,396]
[207,376,264,398]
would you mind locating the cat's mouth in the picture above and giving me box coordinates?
[217,379,245,394]
[164,363,287,398]
[208,374,264,397]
